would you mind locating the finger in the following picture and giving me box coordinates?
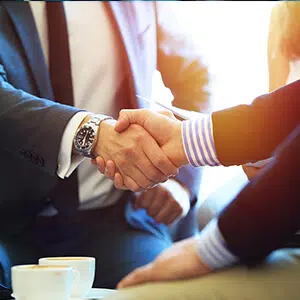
[147,191,167,218]
[105,160,116,179]
[135,188,157,210]
[165,210,182,226]
[121,146,164,187]
[94,156,106,173]
[154,199,181,224]
[122,175,144,193]
[117,265,153,289]
[123,164,155,190]
[142,140,178,180]
[115,109,150,133]
[114,172,127,190]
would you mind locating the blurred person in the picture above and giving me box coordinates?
[243,1,300,179]
[96,79,300,300]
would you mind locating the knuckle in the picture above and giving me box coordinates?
[176,205,183,214]
[138,178,151,190]
[171,200,181,211]
[147,208,155,217]
[148,170,164,183]
[155,155,168,168]
[123,146,134,156]
[154,216,162,224]
[161,189,170,199]
[117,157,127,167]
[135,132,144,143]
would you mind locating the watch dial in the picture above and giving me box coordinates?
[75,127,95,150]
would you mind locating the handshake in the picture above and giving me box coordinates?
[90,109,190,192]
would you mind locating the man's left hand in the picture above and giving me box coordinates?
[134,181,190,226]
[117,237,212,289]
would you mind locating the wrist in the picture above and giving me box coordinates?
[92,118,116,157]
[173,121,189,167]
[73,114,113,158]
[72,114,93,154]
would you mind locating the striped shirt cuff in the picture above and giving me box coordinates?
[195,219,239,270]
[182,115,221,167]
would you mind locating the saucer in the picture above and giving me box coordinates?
[78,288,116,299]
[12,288,116,300]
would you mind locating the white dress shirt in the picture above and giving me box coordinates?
[30,1,190,213]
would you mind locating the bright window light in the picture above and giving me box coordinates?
[152,1,279,201]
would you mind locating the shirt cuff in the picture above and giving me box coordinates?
[57,111,90,179]
[195,218,239,270]
[160,179,190,220]
[182,115,221,167]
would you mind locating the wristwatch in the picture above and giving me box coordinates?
[73,114,113,158]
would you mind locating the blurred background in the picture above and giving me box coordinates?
[152,1,278,202]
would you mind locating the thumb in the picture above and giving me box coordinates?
[157,109,177,120]
[114,109,149,133]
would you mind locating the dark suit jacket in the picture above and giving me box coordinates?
[0,2,208,235]
[212,80,300,264]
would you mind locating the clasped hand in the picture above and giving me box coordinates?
[91,109,188,191]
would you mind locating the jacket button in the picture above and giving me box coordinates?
[38,157,45,167]
[25,152,32,160]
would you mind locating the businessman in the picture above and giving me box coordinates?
[0,1,208,288]
[96,80,300,299]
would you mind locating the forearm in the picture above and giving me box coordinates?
[58,113,113,178]
[218,125,300,264]
[212,80,300,166]
[196,219,239,270]
[57,111,91,179]
[181,114,221,167]
[0,80,83,175]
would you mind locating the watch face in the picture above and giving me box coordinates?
[75,126,95,150]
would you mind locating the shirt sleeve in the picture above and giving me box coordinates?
[56,111,90,179]
[182,115,221,167]
[195,218,239,269]
[160,178,190,220]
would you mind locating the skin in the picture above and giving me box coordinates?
[89,118,179,192]
[93,110,187,191]
[117,237,212,289]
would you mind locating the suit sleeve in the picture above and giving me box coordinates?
[0,79,83,176]
[155,2,209,204]
[212,80,300,166]
[218,124,300,264]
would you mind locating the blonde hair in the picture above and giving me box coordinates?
[277,1,300,60]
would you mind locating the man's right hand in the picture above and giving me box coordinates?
[92,109,189,190]
[92,119,178,192]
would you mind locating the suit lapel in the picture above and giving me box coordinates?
[2,1,53,99]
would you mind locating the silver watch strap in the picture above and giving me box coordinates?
[74,114,113,158]
[86,114,113,158]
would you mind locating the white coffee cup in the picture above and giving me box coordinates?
[12,264,74,300]
[39,256,96,298]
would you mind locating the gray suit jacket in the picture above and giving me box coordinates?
[0,1,208,235]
